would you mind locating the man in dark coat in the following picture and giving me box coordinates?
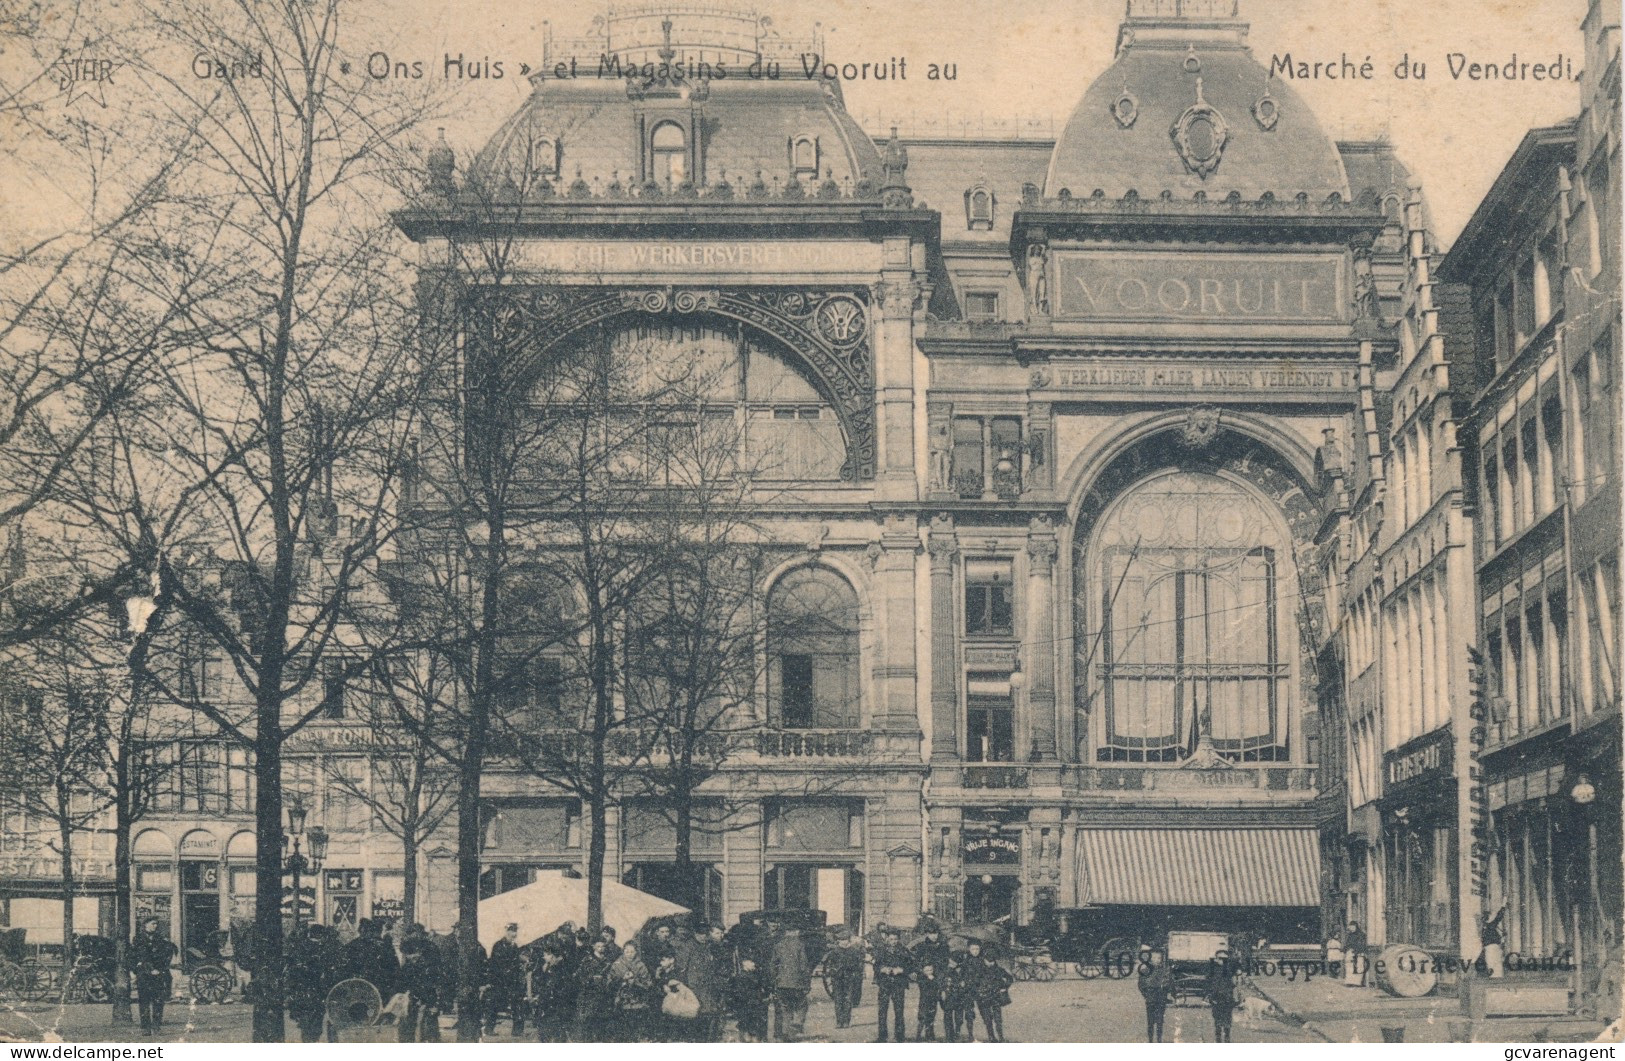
[822,926,864,1029]
[285,925,330,1042]
[872,926,912,1043]
[911,918,950,1039]
[768,927,811,1042]
[342,918,400,998]
[129,918,175,1034]
[531,944,575,1042]
[1136,946,1172,1042]
[398,936,443,1042]
[1206,949,1238,1043]
[484,922,526,1036]
[671,922,726,1041]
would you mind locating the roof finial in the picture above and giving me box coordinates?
[659,18,675,62]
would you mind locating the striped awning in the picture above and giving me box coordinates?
[1076,828,1319,908]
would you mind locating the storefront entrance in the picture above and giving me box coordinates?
[962,874,1020,924]
[180,861,221,956]
[763,864,865,932]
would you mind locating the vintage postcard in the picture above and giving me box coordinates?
[0,0,1618,1046]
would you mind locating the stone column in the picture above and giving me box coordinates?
[928,513,960,762]
[873,514,922,742]
[1026,516,1059,761]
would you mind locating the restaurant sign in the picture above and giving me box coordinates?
[1384,727,1454,794]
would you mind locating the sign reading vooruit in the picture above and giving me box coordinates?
[1053,250,1346,323]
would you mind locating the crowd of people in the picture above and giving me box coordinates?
[270,913,1016,1043]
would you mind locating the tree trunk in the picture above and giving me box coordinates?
[112,763,133,1023]
[251,699,286,1042]
[455,527,501,1042]
[401,828,418,928]
[673,748,698,913]
[58,808,76,976]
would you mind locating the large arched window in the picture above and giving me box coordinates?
[1090,470,1295,762]
[766,568,860,729]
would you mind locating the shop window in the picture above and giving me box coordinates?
[964,290,1000,322]
[625,863,724,927]
[622,801,725,857]
[651,121,686,186]
[762,864,864,930]
[766,569,860,729]
[478,864,545,901]
[966,673,1015,762]
[137,865,173,893]
[965,559,1013,636]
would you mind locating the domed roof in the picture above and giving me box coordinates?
[1045,8,1349,201]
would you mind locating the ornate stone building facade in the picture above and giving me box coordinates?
[388,0,1416,939]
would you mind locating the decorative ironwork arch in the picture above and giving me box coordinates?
[465,285,876,481]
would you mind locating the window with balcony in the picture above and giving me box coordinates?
[950,415,1022,499]
[965,674,1015,762]
[965,559,1013,636]
[766,568,859,728]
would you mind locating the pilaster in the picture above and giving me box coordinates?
[928,513,961,763]
[1026,517,1060,764]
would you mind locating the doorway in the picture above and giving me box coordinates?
[962,874,1019,924]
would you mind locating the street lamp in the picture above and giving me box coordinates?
[283,799,327,932]
[1571,775,1596,805]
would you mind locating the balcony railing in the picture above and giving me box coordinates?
[961,764,1030,789]
[755,729,872,757]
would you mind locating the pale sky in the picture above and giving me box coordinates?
[350,0,1591,245]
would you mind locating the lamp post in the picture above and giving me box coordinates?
[282,798,327,932]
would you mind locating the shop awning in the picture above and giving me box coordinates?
[1076,828,1319,908]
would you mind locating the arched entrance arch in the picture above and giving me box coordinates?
[465,285,876,480]
[1071,427,1326,766]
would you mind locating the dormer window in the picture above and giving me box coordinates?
[651,121,686,186]
[965,183,995,230]
[533,137,560,176]
[790,135,819,179]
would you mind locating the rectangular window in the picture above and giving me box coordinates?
[1503,436,1522,534]
[990,417,1023,498]
[1495,283,1515,366]
[966,674,1015,763]
[1538,229,1565,324]
[952,417,985,498]
[1521,416,1542,521]
[1482,454,1502,548]
[965,559,1014,636]
[764,801,862,852]
[964,291,1000,322]
[321,659,349,720]
[781,653,815,728]
[1541,392,1564,514]
[327,756,368,832]
[1514,258,1537,346]
[1550,587,1569,718]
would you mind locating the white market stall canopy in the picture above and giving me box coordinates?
[477,871,689,948]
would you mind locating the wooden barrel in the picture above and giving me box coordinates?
[1376,944,1439,998]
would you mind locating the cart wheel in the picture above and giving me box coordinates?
[1073,959,1103,979]
[80,973,112,1004]
[19,961,48,1001]
[0,959,22,997]
[1035,962,1057,982]
[1100,937,1140,979]
[820,967,836,1000]
[190,965,233,1003]
[1011,961,1032,982]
